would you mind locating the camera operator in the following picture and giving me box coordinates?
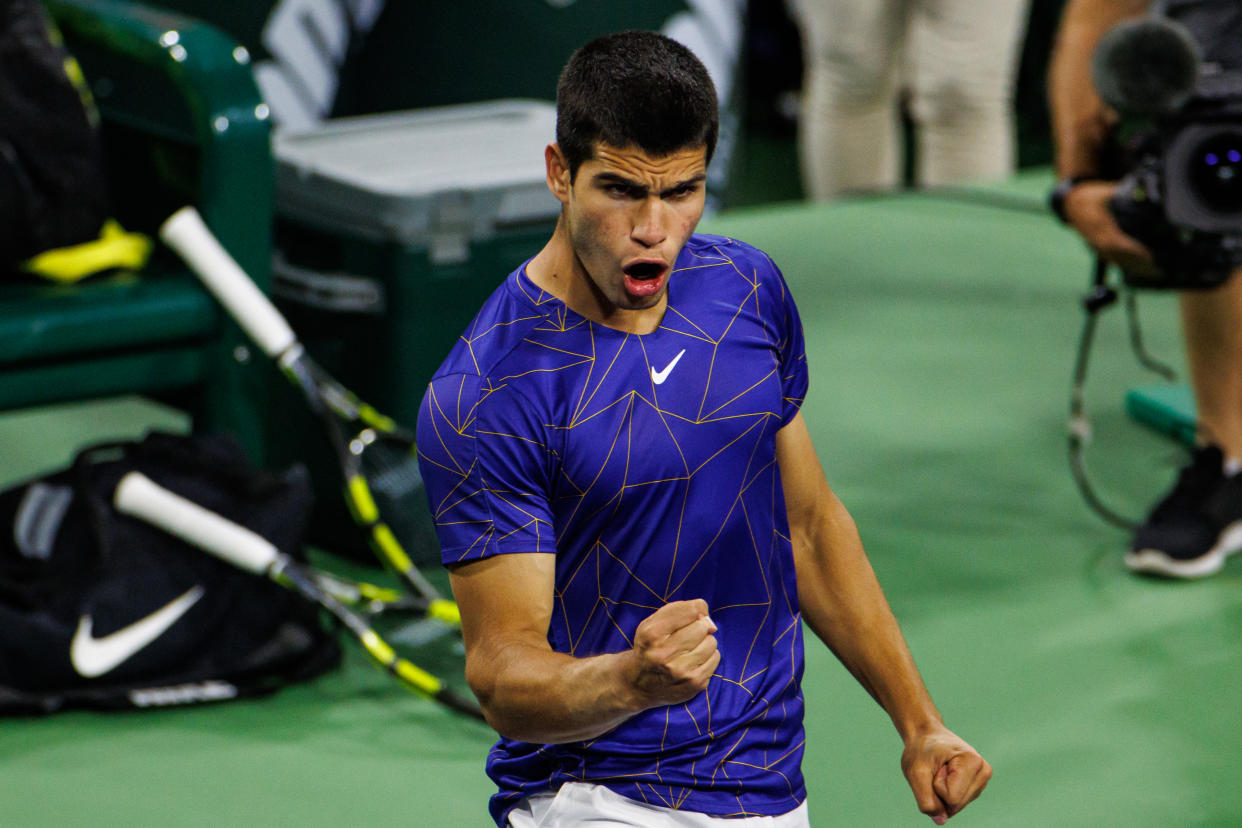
[1049,0,1242,579]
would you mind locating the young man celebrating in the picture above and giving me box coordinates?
[417,30,990,827]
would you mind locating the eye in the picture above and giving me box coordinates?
[600,180,642,199]
[667,183,700,200]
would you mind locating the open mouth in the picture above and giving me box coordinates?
[623,261,667,298]
[625,262,664,279]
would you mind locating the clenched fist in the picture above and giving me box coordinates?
[627,599,720,708]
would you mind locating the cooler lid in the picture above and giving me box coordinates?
[273,100,560,257]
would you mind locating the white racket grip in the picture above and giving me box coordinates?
[159,206,297,358]
[113,471,280,576]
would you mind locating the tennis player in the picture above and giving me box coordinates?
[416,30,991,827]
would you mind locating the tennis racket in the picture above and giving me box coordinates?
[159,206,446,610]
[308,567,454,620]
[113,471,482,720]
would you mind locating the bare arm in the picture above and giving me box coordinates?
[1048,0,1156,272]
[777,414,936,735]
[1049,0,1147,179]
[448,552,719,744]
[776,413,991,824]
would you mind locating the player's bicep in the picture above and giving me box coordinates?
[775,413,867,586]
[449,552,557,683]
[775,412,835,544]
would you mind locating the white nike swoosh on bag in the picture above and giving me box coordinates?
[70,585,206,678]
[651,349,687,385]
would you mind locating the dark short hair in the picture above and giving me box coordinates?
[556,30,718,180]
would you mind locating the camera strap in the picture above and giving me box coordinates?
[1068,257,1178,529]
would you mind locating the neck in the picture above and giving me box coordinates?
[526,218,667,335]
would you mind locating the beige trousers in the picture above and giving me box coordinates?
[789,0,1031,198]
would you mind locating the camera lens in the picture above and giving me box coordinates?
[1189,131,1242,213]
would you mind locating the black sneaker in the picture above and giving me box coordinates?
[1126,445,1242,578]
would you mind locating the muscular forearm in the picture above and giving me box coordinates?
[793,492,941,742]
[776,415,991,819]
[452,554,718,744]
[466,641,645,744]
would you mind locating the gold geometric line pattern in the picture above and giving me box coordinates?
[419,238,810,814]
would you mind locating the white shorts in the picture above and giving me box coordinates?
[506,782,810,827]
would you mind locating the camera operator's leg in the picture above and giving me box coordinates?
[1127,272,1242,578]
[1181,276,1242,458]
[906,0,1030,187]
[790,0,909,199]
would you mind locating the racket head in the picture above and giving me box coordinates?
[277,348,440,566]
[273,558,478,718]
[361,588,477,716]
[307,567,459,624]
[352,427,442,569]
[225,300,444,588]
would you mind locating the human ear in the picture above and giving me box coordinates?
[545,144,571,203]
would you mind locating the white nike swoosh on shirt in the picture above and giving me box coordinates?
[70,585,205,678]
[651,349,687,385]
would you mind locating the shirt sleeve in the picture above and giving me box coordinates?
[762,252,809,426]
[416,372,557,566]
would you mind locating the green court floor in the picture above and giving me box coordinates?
[3,173,1238,826]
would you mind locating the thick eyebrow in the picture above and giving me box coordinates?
[592,172,707,198]
[658,174,707,198]
[592,172,644,194]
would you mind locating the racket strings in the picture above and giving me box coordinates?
[359,439,422,502]
[309,569,425,616]
[358,437,443,569]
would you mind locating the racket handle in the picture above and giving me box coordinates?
[113,472,280,576]
[159,206,297,358]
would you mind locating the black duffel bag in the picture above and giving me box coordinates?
[0,431,340,713]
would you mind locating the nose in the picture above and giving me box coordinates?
[631,197,669,248]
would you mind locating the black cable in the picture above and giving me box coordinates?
[913,185,1181,531]
[1067,259,1189,529]
[1068,259,1141,529]
[1123,288,1178,381]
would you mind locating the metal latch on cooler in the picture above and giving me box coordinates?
[270,250,386,314]
[429,191,473,265]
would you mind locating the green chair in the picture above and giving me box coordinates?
[0,0,276,460]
